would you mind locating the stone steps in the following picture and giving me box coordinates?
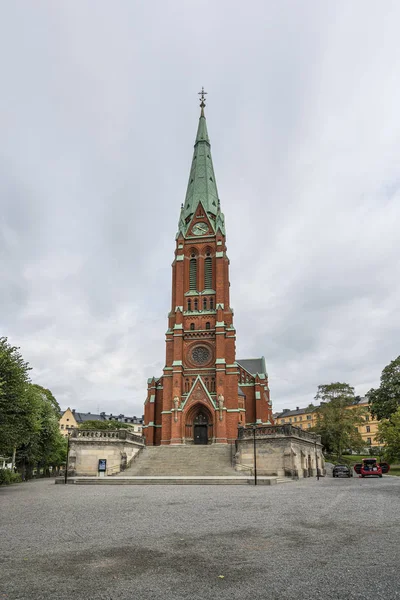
[122,445,237,477]
[57,475,279,486]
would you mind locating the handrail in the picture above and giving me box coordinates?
[106,464,120,476]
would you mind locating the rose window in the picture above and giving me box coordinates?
[191,346,211,365]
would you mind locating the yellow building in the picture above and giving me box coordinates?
[275,406,317,430]
[59,408,144,437]
[59,408,79,437]
[274,398,380,448]
[347,399,380,448]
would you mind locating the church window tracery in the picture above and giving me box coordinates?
[192,346,211,365]
[204,255,212,289]
[189,254,197,290]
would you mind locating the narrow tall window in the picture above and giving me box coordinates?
[188,299,192,311]
[203,298,207,310]
[209,298,214,310]
[206,322,210,330]
[204,255,212,289]
[189,256,197,290]
[194,298,198,311]
[190,323,195,331]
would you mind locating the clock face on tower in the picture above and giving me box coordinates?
[192,222,209,236]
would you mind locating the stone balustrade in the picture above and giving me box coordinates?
[237,424,321,444]
[71,429,145,444]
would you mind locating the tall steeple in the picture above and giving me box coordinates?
[143,91,273,446]
[178,89,225,237]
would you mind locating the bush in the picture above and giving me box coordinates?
[0,469,22,485]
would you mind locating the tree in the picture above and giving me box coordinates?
[315,382,355,403]
[375,408,400,463]
[0,337,34,456]
[16,383,64,479]
[312,383,364,460]
[367,356,400,421]
[0,337,65,479]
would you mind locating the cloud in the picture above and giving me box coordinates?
[1,1,399,415]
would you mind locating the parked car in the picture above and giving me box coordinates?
[354,458,390,478]
[333,464,352,478]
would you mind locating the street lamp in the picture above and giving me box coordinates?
[64,431,71,485]
[253,425,257,486]
[314,439,320,481]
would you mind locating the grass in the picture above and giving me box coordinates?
[388,465,400,476]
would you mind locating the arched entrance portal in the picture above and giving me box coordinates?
[194,412,209,445]
[185,404,213,444]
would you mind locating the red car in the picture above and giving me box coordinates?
[354,458,390,478]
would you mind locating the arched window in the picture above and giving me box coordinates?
[203,298,207,310]
[204,253,212,289]
[194,298,198,311]
[209,298,214,310]
[206,322,210,330]
[190,323,195,331]
[187,299,192,311]
[189,254,197,291]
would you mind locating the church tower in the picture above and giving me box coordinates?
[144,91,273,445]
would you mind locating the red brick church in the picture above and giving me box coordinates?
[144,93,273,445]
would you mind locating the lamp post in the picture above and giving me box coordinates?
[64,432,71,485]
[253,425,257,486]
[314,439,320,481]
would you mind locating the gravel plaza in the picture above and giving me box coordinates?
[1,477,399,600]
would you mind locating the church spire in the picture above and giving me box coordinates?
[177,89,225,238]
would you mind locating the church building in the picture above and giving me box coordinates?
[144,93,273,445]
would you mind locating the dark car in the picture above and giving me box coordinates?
[333,464,352,478]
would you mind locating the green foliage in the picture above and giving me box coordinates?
[16,383,66,478]
[376,408,400,463]
[79,420,130,430]
[0,337,66,480]
[315,382,355,403]
[367,355,400,420]
[0,469,22,485]
[312,383,364,461]
[0,337,34,455]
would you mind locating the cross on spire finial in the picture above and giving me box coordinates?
[198,86,207,116]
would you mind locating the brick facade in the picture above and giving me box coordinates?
[144,105,273,445]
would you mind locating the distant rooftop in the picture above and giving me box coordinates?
[62,409,143,425]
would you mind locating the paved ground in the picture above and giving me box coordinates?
[1,476,399,600]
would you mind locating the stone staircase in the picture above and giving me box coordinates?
[122,445,237,477]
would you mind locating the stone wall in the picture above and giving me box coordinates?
[235,425,325,478]
[67,430,145,476]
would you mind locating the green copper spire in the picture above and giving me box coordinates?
[177,90,225,237]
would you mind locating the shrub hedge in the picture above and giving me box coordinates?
[0,469,22,485]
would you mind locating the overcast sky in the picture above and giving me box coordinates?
[1,1,399,416]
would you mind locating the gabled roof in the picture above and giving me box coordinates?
[73,412,105,423]
[275,408,312,418]
[177,105,225,237]
[63,411,143,424]
[236,357,267,377]
[181,375,217,410]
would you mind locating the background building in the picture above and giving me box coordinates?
[274,397,380,448]
[59,408,143,437]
